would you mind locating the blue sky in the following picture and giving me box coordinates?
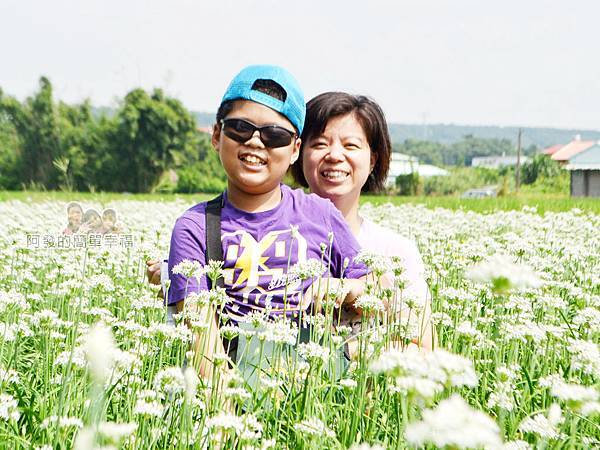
[1,0,599,129]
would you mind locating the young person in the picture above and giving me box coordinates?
[100,208,120,234]
[167,66,371,376]
[150,91,433,351]
[63,202,83,235]
[79,209,103,234]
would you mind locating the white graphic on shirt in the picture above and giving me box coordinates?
[221,228,309,312]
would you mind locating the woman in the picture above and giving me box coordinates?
[147,92,433,349]
[293,92,432,349]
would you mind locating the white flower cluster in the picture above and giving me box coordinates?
[370,348,477,398]
[172,259,204,280]
[295,417,335,439]
[297,342,331,364]
[487,364,520,411]
[518,404,564,440]
[289,258,326,281]
[466,254,542,291]
[0,393,20,421]
[354,294,386,313]
[405,394,502,449]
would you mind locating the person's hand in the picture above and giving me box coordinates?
[310,278,367,312]
[146,259,162,285]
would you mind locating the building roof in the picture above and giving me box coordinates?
[565,143,600,170]
[542,144,564,155]
[418,164,449,176]
[551,139,594,161]
[391,152,418,162]
[471,155,529,167]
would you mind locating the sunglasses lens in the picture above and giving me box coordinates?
[222,119,255,143]
[222,119,295,148]
[260,127,294,148]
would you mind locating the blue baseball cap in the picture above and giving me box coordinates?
[220,65,306,134]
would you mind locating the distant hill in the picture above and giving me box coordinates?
[386,123,600,148]
[105,108,600,149]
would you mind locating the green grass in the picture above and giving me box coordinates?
[361,193,600,214]
[0,190,598,214]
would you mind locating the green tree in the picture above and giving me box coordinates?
[0,77,62,188]
[0,92,21,189]
[521,153,561,185]
[108,88,200,192]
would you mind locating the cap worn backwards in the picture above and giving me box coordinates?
[221,65,306,134]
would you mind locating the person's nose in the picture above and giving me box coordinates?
[325,142,345,162]
[244,130,266,149]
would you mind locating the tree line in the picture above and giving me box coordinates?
[394,136,538,167]
[1,77,552,194]
[0,77,226,193]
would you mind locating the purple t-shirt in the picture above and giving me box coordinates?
[167,185,368,322]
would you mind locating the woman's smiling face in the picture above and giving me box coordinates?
[302,113,376,204]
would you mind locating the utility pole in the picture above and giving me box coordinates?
[515,128,522,192]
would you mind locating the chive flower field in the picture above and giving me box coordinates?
[0,199,598,449]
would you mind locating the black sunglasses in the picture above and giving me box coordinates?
[220,118,297,148]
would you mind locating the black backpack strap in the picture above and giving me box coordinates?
[205,193,238,362]
[205,194,225,289]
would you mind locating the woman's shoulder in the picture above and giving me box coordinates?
[359,217,422,261]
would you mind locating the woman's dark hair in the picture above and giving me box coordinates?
[291,92,391,193]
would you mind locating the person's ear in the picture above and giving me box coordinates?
[290,138,301,165]
[211,123,221,151]
[370,150,378,172]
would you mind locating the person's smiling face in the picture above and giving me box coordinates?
[212,100,300,197]
[68,207,82,227]
[302,113,376,203]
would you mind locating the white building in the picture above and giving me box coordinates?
[471,154,529,169]
[386,152,448,187]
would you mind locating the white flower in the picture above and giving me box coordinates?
[0,368,19,384]
[0,394,20,421]
[567,339,600,377]
[86,274,115,291]
[354,251,394,276]
[224,387,251,401]
[206,412,262,440]
[295,417,335,439]
[349,444,385,450]
[83,322,117,383]
[206,412,243,432]
[518,403,564,439]
[405,395,502,449]
[289,259,326,280]
[339,378,358,389]
[550,380,598,404]
[370,348,477,396]
[153,367,185,396]
[466,254,542,291]
[98,421,137,441]
[41,415,83,429]
[184,366,199,401]
[204,259,224,282]
[354,294,386,313]
[297,342,330,364]
[573,307,600,329]
[172,259,204,280]
[134,399,164,417]
[501,440,533,450]
[256,318,298,346]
